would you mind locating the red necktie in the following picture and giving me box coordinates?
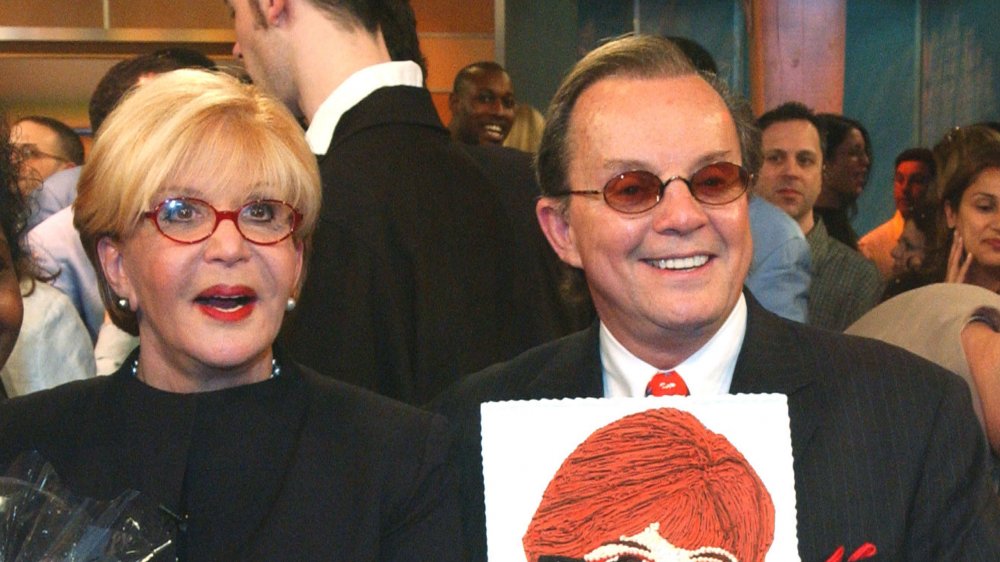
[645,371,689,396]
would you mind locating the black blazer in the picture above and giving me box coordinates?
[0,352,462,562]
[282,86,564,405]
[458,143,596,335]
[433,295,1000,561]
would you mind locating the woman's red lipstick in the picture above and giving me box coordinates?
[195,285,257,322]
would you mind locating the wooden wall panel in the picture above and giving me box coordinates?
[413,0,496,124]
[2,0,103,27]
[0,0,497,130]
[422,36,495,91]
[749,0,845,115]
[108,1,232,29]
[413,0,493,33]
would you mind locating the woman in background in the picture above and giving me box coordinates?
[0,122,24,376]
[848,124,1000,482]
[847,283,1000,480]
[0,120,93,397]
[503,103,546,153]
[0,69,460,560]
[815,114,872,249]
[935,127,1000,293]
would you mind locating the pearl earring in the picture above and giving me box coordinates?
[286,297,297,312]
[117,298,129,310]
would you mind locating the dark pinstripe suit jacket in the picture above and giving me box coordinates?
[433,293,1000,561]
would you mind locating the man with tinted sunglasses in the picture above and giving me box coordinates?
[433,35,1000,562]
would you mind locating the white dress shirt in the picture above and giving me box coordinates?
[601,293,748,398]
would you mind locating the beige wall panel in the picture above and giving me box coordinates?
[1,0,103,27]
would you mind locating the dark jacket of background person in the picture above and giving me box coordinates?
[281,85,566,405]
[459,142,596,333]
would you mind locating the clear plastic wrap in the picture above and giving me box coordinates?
[0,451,175,561]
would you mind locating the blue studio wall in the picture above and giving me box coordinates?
[504,0,1000,235]
[849,0,1000,235]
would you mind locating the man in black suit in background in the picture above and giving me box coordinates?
[433,35,1000,561]
[448,60,596,335]
[227,0,567,404]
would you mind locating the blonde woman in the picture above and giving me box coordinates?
[0,70,460,560]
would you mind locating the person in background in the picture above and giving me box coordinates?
[881,199,939,300]
[449,61,516,146]
[0,119,93,398]
[12,116,85,230]
[0,69,461,560]
[754,101,880,330]
[26,168,81,231]
[933,126,1000,294]
[450,61,595,335]
[28,48,217,346]
[502,103,545,153]
[815,113,872,249]
[229,0,567,404]
[847,283,1000,484]
[746,195,811,322]
[0,124,24,378]
[10,116,83,195]
[881,125,1000,298]
[859,148,935,279]
[849,125,1000,484]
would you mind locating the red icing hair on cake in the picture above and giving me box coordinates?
[523,407,775,562]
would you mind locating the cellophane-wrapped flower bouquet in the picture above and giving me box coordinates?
[0,452,174,561]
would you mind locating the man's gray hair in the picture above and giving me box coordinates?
[536,34,760,199]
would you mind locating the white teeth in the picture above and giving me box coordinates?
[648,255,709,270]
[485,124,502,133]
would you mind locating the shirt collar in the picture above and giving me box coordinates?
[305,60,423,155]
[600,293,748,397]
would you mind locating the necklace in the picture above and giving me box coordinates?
[131,358,282,380]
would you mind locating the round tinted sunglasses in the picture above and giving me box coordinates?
[556,161,750,214]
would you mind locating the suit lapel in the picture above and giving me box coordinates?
[525,323,605,400]
[731,295,824,463]
[323,86,446,159]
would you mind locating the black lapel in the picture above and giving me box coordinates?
[323,86,445,159]
[524,323,605,400]
[731,294,824,462]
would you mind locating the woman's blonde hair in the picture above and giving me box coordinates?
[74,69,322,334]
[502,104,546,153]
